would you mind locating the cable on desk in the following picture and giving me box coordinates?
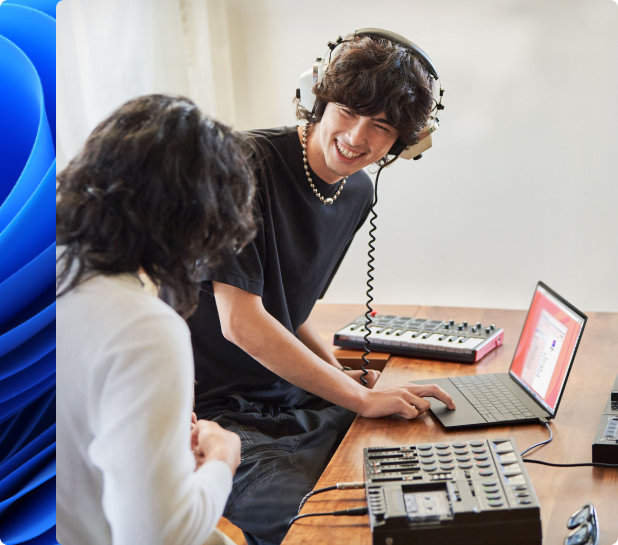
[520,421,554,457]
[520,421,618,468]
[287,506,368,530]
[522,459,618,468]
[297,481,366,514]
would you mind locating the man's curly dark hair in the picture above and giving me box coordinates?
[56,94,257,317]
[296,34,434,165]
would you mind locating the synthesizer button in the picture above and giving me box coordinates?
[501,463,522,477]
[506,475,526,487]
[483,485,500,494]
[493,441,514,454]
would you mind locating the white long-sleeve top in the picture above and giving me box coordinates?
[57,271,232,545]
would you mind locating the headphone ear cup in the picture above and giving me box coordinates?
[388,139,406,157]
[297,57,330,113]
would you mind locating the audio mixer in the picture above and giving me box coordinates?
[364,438,541,544]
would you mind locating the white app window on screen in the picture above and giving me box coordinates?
[521,309,567,398]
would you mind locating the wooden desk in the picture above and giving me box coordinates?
[282,304,618,545]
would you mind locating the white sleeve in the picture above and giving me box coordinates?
[87,311,233,545]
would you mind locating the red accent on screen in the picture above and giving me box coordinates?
[510,290,582,409]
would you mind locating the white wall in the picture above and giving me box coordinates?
[57,0,618,312]
[221,0,618,312]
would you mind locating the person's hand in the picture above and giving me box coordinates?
[191,419,241,475]
[357,382,455,419]
[343,368,381,388]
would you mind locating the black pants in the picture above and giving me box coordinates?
[203,394,355,545]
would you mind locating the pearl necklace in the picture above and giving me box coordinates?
[301,124,346,205]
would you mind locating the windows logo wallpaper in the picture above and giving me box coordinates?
[0,0,57,543]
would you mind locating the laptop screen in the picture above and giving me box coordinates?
[509,282,587,416]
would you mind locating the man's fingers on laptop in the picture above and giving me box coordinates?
[408,393,431,413]
[396,399,421,420]
[409,383,456,410]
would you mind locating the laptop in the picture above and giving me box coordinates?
[415,281,587,428]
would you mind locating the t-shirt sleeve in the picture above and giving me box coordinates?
[202,232,265,296]
[198,143,270,297]
[87,311,233,545]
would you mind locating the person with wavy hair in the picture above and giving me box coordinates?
[185,31,454,545]
[297,34,435,167]
[56,94,256,545]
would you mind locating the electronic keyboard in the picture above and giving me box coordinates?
[333,314,503,363]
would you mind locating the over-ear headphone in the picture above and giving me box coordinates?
[297,28,444,160]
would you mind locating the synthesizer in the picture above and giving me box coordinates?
[334,314,504,363]
[592,373,618,464]
[364,438,541,545]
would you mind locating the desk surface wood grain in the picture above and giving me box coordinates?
[282,303,618,545]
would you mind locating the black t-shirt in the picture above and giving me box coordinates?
[189,126,373,413]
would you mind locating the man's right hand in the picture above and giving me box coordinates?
[357,382,455,420]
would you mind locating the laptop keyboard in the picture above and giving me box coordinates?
[450,375,537,422]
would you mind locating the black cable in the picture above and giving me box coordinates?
[522,459,618,468]
[288,506,368,530]
[520,421,554,457]
[520,421,618,468]
[361,164,387,386]
[297,485,337,514]
[297,481,366,514]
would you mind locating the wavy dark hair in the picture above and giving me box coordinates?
[56,94,256,317]
[296,34,434,166]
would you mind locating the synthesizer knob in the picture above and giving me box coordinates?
[490,324,495,330]
[449,320,455,326]
[463,321,468,327]
[476,322,482,328]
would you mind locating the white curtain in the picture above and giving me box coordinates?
[56,0,236,171]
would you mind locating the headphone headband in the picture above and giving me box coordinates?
[297,28,444,160]
[351,28,439,80]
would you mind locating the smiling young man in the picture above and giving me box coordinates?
[184,31,454,545]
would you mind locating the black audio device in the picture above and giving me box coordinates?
[364,438,541,545]
[592,373,618,464]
